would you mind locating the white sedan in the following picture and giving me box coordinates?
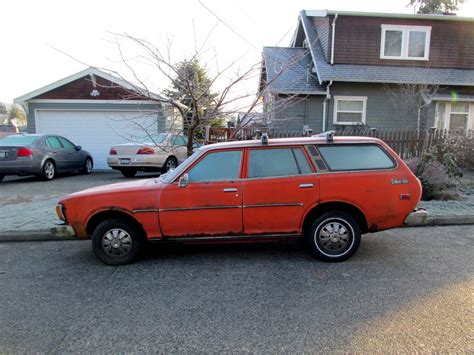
[107,133,192,177]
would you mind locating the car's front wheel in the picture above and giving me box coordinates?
[92,218,143,265]
[82,157,93,174]
[41,160,56,181]
[162,156,177,173]
[307,211,361,262]
[120,169,137,178]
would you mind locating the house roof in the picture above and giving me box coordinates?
[261,47,326,95]
[299,11,474,86]
[305,10,474,22]
[14,67,164,103]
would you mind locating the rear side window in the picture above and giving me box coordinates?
[248,148,312,178]
[46,137,62,148]
[318,144,395,171]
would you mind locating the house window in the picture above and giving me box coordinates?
[435,102,473,131]
[381,25,431,60]
[333,96,367,125]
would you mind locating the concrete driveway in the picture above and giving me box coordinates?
[0,171,158,233]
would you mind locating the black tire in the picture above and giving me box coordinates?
[81,157,93,174]
[92,218,143,265]
[161,156,178,174]
[306,211,361,262]
[120,169,137,178]
[41,160,56,181]
[0,174,4,182]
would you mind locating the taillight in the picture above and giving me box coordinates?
[17,147,33,157]
[137,147,155,155]
[109,148,117,155]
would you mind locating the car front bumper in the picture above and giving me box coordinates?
[50,225,76,238]
[404,208,428,225]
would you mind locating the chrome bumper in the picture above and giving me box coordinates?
[50,225,76,238]
[404,208,428,225]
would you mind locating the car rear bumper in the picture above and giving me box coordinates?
[0,159,40,175]
[50,225,76,238]
[107,155,167,169]
[404,208,428,225]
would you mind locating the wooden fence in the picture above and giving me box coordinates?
[207,127,473,159]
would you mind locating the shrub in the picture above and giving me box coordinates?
[432,132,474,172]
[405,156,461,201]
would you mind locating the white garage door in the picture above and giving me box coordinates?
[36,110,159,169]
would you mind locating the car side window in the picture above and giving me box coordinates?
[46,137,62,149]
[58,137,76,150]
[187,150,242,182]
[248,148,312,178]
[318,144,395,171]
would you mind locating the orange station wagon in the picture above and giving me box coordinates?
[52,134,427,265]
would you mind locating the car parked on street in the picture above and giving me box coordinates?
[52,134,426,265]
[107,133,195,177]
[0,134,93,181]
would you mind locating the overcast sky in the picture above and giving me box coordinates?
[1,0,473,104]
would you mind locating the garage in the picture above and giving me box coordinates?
[35,110,158,169]
[15,67,168,170]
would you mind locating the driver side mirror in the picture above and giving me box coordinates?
[75,145,82,151]
[178,173,189,188]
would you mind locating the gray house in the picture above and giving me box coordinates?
[14,67,179,169]
[259,10,474,132]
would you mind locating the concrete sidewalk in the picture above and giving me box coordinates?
[1,171,473,243]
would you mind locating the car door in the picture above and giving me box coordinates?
[159,149,244,238]
[45,136,68,171]
[58,137,83,170]
[242,146,319,235]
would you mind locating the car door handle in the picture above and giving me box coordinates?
[223,188,238,193]
[299,183,314,188]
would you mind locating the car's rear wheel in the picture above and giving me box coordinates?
[92,218,143,265]
[120,169,137,178]
[41,160,56,181]
[307,211,361,262]
[162,156,177,173]
[82,157,93,174]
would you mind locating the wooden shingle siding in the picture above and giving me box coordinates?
[312,16,331,62]
[333,16,474,69]
[36,76,149,100]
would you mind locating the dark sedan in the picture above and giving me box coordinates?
[0,134,93,181]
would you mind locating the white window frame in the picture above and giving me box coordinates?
[333,96,367,125]
[380,24,431,61]
[435,102,473,131]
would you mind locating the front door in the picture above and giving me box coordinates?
[159,149,243,238]
[242,146,319,235]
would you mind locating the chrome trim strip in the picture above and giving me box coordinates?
[299,183,314,188]
[163,233,304,242]
[133,209,159,213]
[243,203,303,208]
[159,205,241,212]
[223,188,238,192]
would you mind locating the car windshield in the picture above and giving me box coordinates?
[159,148,202,183]
[0,135,39,146]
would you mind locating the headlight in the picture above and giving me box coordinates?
[55,204,66,222]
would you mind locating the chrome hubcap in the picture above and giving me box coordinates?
[45,163,54,179]
[317,221,350,253]
[102,228,132,257]
[86,160,92,172]
[167,159,176,169]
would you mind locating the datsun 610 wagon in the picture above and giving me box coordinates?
[52,133,426,265]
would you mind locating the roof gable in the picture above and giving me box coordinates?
[15,67,162,103]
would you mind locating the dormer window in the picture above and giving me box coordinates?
[380,25,431,60]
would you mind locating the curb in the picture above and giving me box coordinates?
[0,230,76,243]
[0,216,473,242]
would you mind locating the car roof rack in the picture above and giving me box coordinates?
[313,130,335,143]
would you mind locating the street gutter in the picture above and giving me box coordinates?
[0,215,473,243]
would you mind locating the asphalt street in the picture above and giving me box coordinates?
[0,225,472,353]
